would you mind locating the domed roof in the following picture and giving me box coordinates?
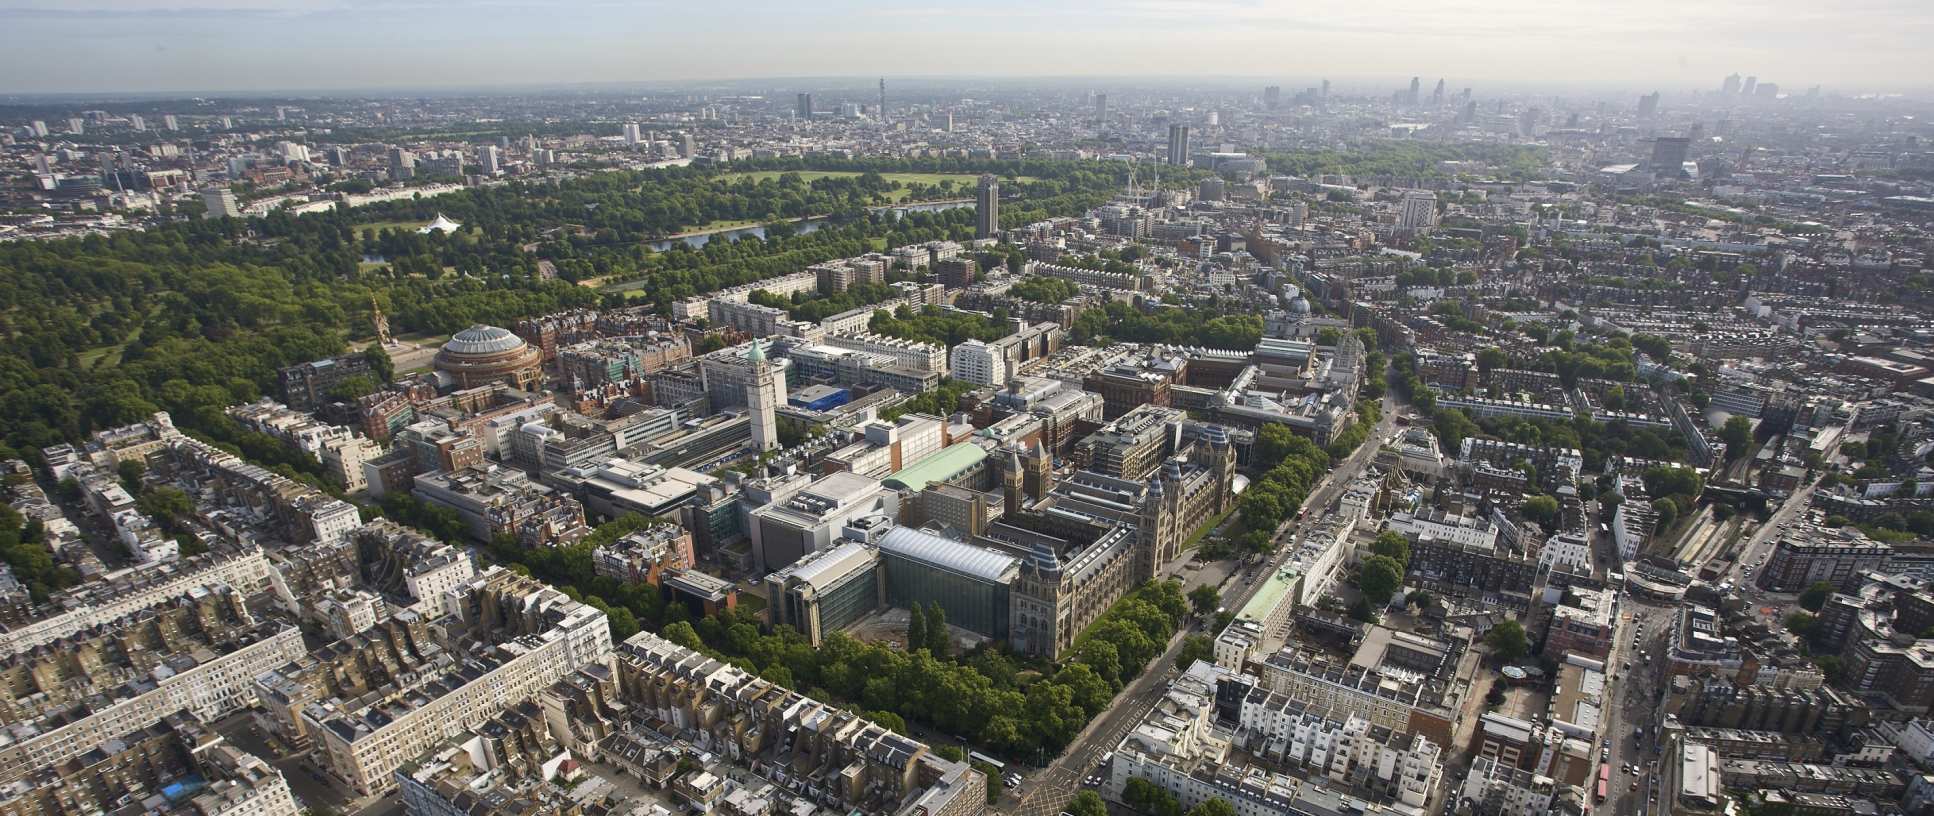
[443,325,527,355]
[1291,296,1312,314]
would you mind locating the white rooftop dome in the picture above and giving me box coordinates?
[419,213,462,234]
[444,324,526,355]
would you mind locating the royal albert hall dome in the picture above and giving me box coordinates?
[433,324,543,390]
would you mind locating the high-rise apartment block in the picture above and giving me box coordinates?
[1166,123,1191,166]
[202,186,241,219]
[1397,190,1439,236]
[1650,136,1691,179]
[975,173,1000,239]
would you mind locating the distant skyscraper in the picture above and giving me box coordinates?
[1637,91,1660,118]
[1095,92,1108,120]
[1459,100,1477,125]
[162,114,179,131]
[623,122,642,145]
[745,342,781,453]
[1166,124,1190,166]
[975,174,1000,239]
[1754,83,1779,99]
[1408,76,1421,105]
[1264,85,1281,109]
[681,132,696,158]
[218,116,232,129]
[67,118,83,135]
[1432,79,1445,106]
[388,147,415,181]
[1321,79,1330,100]
[202,187,241,220]
[128,114,146,131]
[1721,74,1742,95]
[478,145,501,176]
[796,93,813,119]
[33,154,51,175]
[879,77,887,122]
[1520,107,1543,137]
[1741,76,1758,96]
[1649,137,1691,179]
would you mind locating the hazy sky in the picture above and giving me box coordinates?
[1,0,1928,95]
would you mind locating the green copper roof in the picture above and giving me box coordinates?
[883,442,988,493]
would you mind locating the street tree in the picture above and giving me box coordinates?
[1189,584,1220,618]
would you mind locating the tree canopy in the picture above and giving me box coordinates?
[1359,556,1404,606]
[1486,619,1529,661]
[1371,531,1412,569]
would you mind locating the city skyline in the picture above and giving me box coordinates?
[0,0,1928,95]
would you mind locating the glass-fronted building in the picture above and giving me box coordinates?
[878,526,1018,639]
[765,541,883,646]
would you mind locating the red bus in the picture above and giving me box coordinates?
[1595,764,1610,802]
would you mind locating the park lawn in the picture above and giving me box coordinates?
[79,333,136,369]
[676,218,765,236]
[1182,505,1240,552]
[600,277,650,294]
[355,220,429,238]
[391,330,449,347]
[77,307,153,369]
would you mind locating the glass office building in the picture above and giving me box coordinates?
[878,526,1019,639]
[766,541,882,645]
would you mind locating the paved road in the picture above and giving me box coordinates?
[1596,475,1819,816]
[1006,393,1400,816]
[1600,597,1676,816]
[1726,481,1815,586]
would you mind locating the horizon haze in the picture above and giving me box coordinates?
[0,0,1928,96]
